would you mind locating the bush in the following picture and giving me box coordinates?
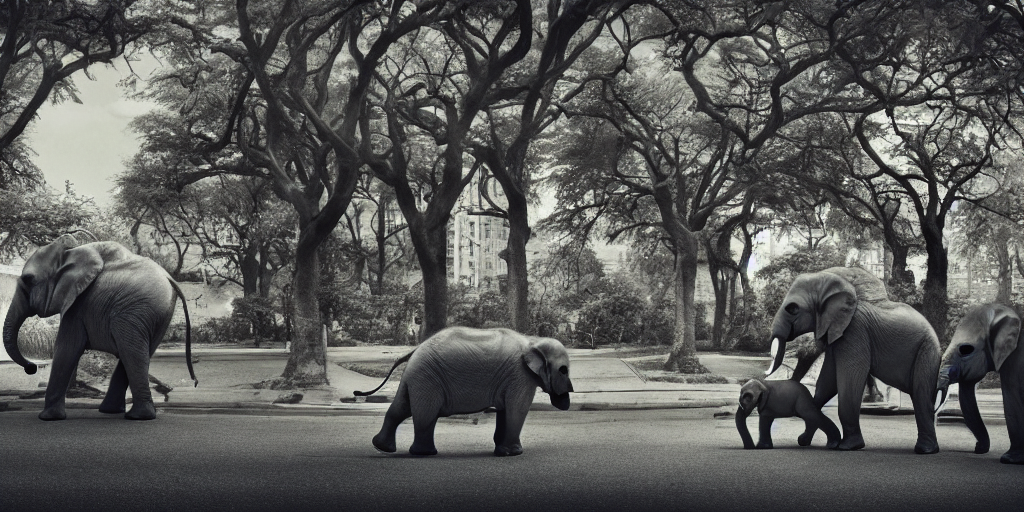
[191,317,248,344]
[332,293,420,344]
[231,295,284,345]
[449,291,510,328]
[576,290,646,346]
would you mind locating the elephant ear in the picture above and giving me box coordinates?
[815,274,858,345]
[989,307,1021,372]
[523,345,551,394]
[51,244,104,317]
[756,381,771,413]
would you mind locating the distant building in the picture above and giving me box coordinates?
[446,175,508,292]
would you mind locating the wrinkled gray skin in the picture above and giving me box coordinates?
[358,327,574,456]
[937,304,1023,464]
[735,379,841,449]
[2,239,194,421]
[765,267,941,454]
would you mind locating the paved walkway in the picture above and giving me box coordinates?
[0,345,1005,422]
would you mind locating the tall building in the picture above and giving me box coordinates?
[447,175,508,292]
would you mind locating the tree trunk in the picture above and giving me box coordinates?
[664,231,708,373]
[410,222,448,340]
[505,196,531,332]
[240,246,260,298]
[994,235,1012,305]
[279,235,328,387]
[921,223,949,343]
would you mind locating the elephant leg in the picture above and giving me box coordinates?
[494,406,530,457]
[957,381,989,454]
[99,361,129,414]
[408,387,441,456]
[372,383,411,453]
[756,413,774,449]
[113,327,157,421]
[798,410,841,449]
[999,362,1024,464]
[909,346,940,455]
[812,351,838,409]
[39,321,88,421]
[834,357,868,451]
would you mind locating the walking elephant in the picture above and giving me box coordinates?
[735,378,841,449]
[2,238,196,421]
[765,267,941,454]
[937,303,1023,464]
[355,326,573,456]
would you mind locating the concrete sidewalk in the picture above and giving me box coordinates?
[0,345,1006,422]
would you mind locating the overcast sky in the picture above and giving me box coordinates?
[25,60,157,206]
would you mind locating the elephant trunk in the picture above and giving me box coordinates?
[548,376,573,410]
[3,284,38,375]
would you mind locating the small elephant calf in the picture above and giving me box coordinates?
[735,379,840,449]
[355,326,574,457]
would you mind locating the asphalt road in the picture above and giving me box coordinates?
[1,408,1021,512]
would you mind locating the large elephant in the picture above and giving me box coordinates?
[937,303,1023,464]
[765,267,941,454]
[2,238,196,421]
[355,326,574,456]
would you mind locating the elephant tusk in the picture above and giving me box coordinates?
[934,389,948,413]
[764,338,780,376]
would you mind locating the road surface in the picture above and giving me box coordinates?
[1,407,1020,512]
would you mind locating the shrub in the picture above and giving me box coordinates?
[576,290,646,346]
[449,291,510,328]
[191,317,248,344]
[231,295,284,345]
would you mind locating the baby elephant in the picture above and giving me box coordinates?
[735,379,840,449]
[355,326,574,456]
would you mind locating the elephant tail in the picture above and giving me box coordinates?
[169,279,198,388]
[353,350,414,396]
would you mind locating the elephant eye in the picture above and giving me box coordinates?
[558,366,568,375]
[785,303,799,315]
[21,274,34,286]
[959,345,975,356]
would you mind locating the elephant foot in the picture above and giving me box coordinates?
[494,443,524,457]
[409,441,437,456]
[124,402,156,420]
[913,440,939,455]
[825,439,840,450]
[98,401,126,414]
[755,441,773,449]
[797,433,813,447]
[835,435,865,451]
[38,406,67,421]
[372,433,397,453]
[974,441,990,455]
[999,450,1024,464]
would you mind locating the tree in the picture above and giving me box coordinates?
[471,0,643,333]
[0,0,151,164]
[364,0,534,339]
[146,0,464,386]
[0,181,95,260]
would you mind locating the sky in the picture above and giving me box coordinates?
[25,60,157,206]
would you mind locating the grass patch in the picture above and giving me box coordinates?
[338,362,404,380]
[646,373,730,385]
[626,357,730,384]
[608,345,671,357]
